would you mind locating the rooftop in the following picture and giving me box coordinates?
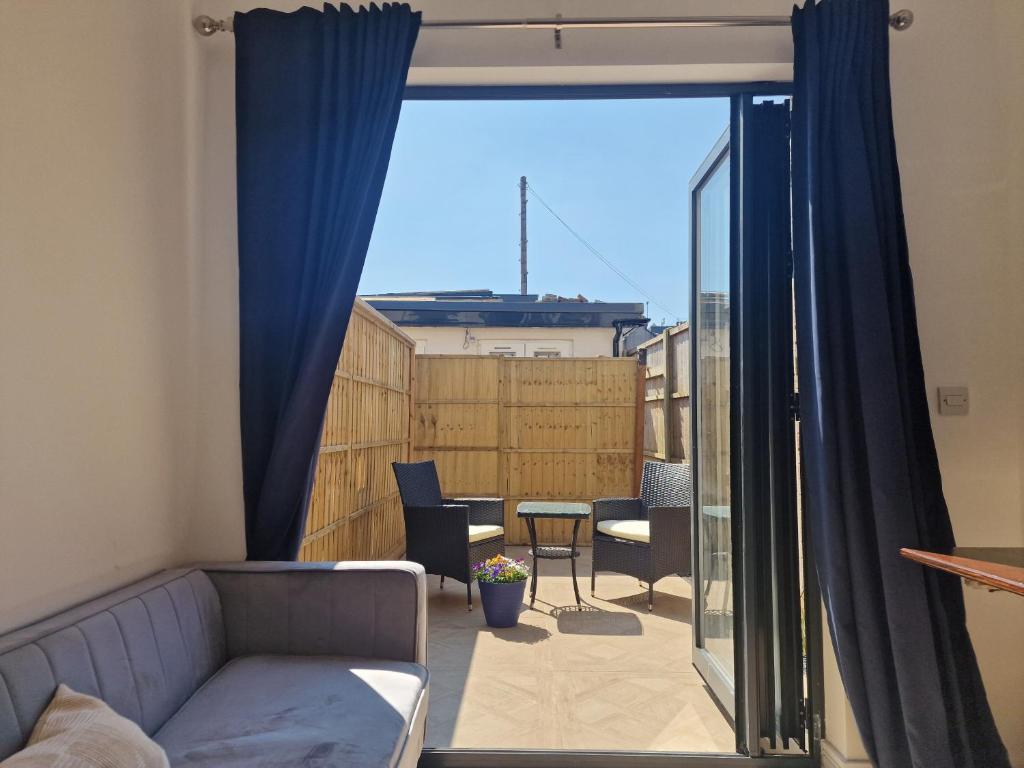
[361,289,646,328]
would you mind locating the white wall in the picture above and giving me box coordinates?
[190,0,247,563]
[885,1,1024,763]
[402,326,616,357]
[194,0,795,85]
[0,1,210,631]
[819,3,1024,767]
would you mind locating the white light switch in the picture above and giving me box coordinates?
[938,386,969,415]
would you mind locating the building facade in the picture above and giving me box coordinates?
[362,290,648,358]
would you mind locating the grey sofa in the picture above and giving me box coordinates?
[0,561,428,767]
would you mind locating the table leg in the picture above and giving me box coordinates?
[570,519,582,607]
[703,511,717,601]
[527,518,539,607]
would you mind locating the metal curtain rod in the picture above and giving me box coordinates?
[192,9,915,36]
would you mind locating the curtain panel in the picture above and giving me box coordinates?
[790,1,1009,767]
[235,3,420,560]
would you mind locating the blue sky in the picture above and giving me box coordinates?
[359,98,730,324]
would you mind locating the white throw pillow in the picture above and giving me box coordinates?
[1,684,169,767]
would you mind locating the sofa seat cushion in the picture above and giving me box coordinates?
[596,519,650,544]
[468,524,503,544]
[154,655,428,768]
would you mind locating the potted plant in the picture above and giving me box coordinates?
[472,556,530,628]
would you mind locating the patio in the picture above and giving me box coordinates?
[424,545,735,752]
[299,306,735,752]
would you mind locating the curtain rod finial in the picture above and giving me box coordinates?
[890,9,914,31]
[193,15,231,36]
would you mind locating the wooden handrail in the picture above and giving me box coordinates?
[900,547,1024,597]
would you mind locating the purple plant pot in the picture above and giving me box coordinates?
[477,579,527,628]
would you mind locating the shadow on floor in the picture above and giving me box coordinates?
[601,590,694,624]
[552,605,644,636]
[480,621,551,644]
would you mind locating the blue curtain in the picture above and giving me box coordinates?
[790,2,1008,767]
[235,4,420,560]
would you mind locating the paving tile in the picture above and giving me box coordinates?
[425,546,736,753]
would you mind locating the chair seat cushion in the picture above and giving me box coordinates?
[468,524,504,544]
[154,655,427,768]
[596,519,650,544]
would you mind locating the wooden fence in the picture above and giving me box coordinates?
[637,323,691,463]
[413,356,642,546]
[299,299,415,562]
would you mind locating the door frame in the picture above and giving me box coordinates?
[419,751,813,768]
[396,82,823,768]
[730,95,817,758]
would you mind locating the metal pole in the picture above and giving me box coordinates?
[520,176,528,296]
[192,10,914,36]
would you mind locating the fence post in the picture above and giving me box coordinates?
[661,328,674,463]
[407,353,416,464]
[634,356,646,495]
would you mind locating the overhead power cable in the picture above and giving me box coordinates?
[525,182,681,321]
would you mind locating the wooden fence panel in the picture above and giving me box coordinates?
[638,323,692,463]
[299,299,415,562]
[415,356,499,402]
[412,450,501,497]
[414,356,640,546]
[415,403,498,449]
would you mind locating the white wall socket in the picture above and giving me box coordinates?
[937,386,969,416]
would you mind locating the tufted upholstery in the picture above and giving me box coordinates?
[202,561,426,666]
[0,570,224,759]
[0,562,428,766]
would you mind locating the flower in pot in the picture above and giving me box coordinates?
[472,556,530,628]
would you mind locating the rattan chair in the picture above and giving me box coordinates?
[392,460,505,610]
[591,461,692,611]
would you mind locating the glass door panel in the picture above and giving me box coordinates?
[690,130,736,714]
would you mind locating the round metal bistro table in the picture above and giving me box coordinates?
[515,501,592,608]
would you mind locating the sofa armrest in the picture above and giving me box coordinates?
[199,561,427,665]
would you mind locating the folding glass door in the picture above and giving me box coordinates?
[690,95,819,759]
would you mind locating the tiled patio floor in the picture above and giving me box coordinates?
[425,546,736,752]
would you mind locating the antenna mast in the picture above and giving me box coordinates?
[519,176,528,295]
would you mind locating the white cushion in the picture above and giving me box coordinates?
[468,524,504,544]
[596,519,650,544]
[3,684,169,767]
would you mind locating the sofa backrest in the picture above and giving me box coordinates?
[0,569,225,760]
